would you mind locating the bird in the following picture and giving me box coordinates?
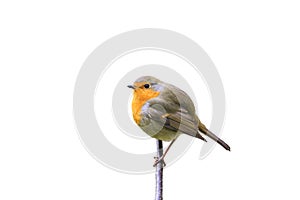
[127,76,230,167]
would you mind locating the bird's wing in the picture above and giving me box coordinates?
[144,104,206,141]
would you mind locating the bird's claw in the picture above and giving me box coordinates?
[153,156,166,167]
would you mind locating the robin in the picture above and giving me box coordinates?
[128,76,230,167]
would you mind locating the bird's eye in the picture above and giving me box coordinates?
[144,84,150,89]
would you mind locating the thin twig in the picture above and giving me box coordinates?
[155,140,163,200]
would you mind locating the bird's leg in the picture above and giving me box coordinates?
[153,138,178,167]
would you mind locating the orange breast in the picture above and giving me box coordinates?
[132,89,160,124]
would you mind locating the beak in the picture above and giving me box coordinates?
[127,85,135,89]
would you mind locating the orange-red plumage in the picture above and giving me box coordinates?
[131,82,160,124]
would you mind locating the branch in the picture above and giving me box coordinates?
[155,140,163,200]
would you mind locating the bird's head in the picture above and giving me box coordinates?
[127,76,163,101]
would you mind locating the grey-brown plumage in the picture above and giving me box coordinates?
[132,76,230,151]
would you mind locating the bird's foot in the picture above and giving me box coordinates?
[153,156,166,167]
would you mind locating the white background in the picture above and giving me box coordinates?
[1,1,299,200]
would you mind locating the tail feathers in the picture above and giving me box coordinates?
[217,140,231,151]
[206,129,230,151]
[198,120,231,151]
[195,133,207,142]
